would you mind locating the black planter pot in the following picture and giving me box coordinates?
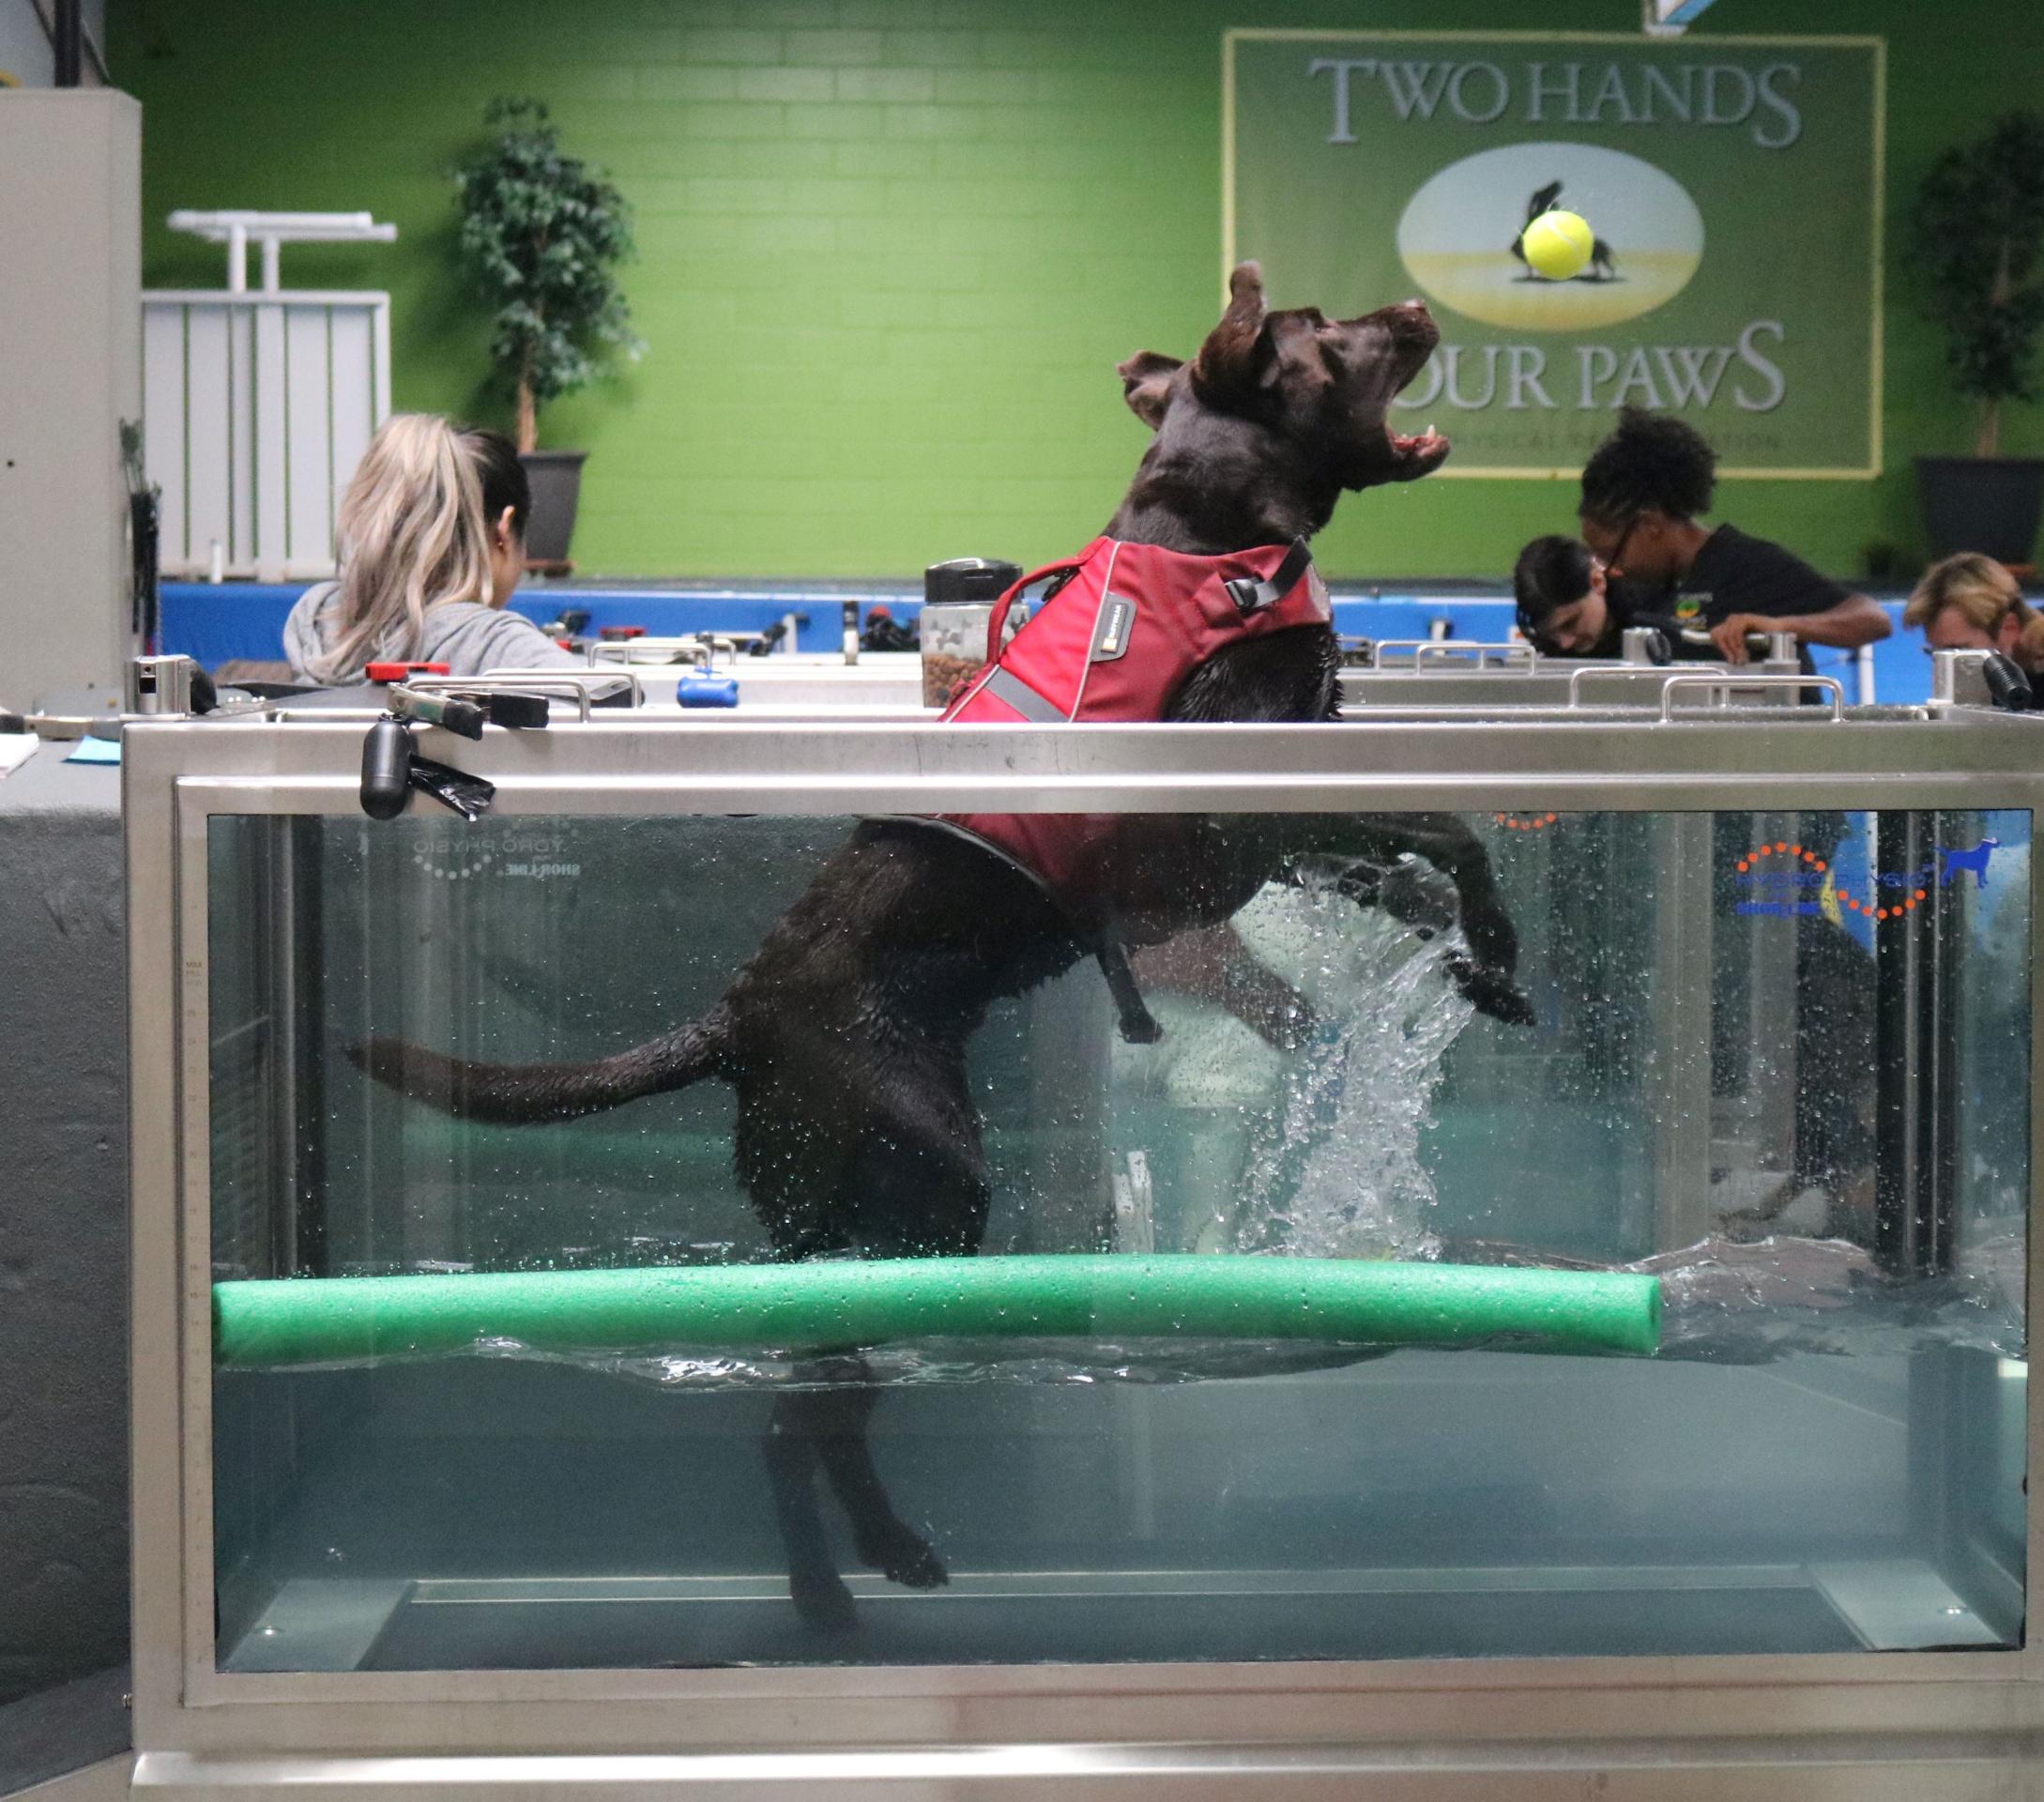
[1915,455,2044,566]
[518,450,588,566]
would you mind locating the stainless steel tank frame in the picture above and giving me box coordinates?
[1340,660,1809,717]
[117,704,2044,1789]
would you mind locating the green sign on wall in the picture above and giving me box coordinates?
[1225,32,1885,479]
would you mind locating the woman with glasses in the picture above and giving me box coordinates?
[1573,409,1890,669]
[1903,553,2044,674]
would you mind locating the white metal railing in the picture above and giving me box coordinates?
[142,290,391,580]
[144,211,395,581]
[165,208,397,295]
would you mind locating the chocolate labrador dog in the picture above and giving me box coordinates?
[357,264,1533,1628]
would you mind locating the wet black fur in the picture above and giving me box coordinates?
[354,265,1532,1631]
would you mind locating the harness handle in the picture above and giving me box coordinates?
[984,553,1091,664]
[1095,940,1161,1044]
[1221,537,1315,615]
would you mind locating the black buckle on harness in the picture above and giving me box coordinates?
[1224,537,1315,615]
[1095,939,1161,1045]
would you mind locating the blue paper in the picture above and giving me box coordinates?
[65,735,123,764]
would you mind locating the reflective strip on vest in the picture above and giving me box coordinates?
[979,665,1065,722]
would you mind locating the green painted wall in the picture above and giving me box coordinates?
[110,0,2044,580]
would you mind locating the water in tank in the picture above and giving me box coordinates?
[204,805,2028,1672]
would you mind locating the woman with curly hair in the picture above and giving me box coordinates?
[1575,409,1890,668]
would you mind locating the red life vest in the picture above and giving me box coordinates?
[933,534,1330,940]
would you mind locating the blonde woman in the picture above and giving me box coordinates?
[1903,553,2044,675]
[284,414,583,684]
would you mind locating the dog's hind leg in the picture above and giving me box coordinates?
[744,1129,874,1630]
[747,1098,984,1626]
[805,1363,949,1592]
[798,1117,993,1598]
[766,1353,950,1633]
[764,1382,862,1632]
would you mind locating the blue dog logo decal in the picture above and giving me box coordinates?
[1938,838,1999,890]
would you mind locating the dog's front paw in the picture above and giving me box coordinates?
[1445,955,1535,1028]
[858,1518,949,1591]
[1377,855,1458,938]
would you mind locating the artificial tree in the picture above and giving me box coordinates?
[1914,111,2044,460]
[1911,113,2044,562]
[453,98,641,459]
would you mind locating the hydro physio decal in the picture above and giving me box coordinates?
[409,825,584,882]
[1733,832,2001,938]
[1224,32,1883,476]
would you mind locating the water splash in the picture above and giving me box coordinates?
[1640,1229,2025,1362]
[1234,875,1475,1260]
[1441,1229,2026,1365]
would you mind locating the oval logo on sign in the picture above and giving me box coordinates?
[1396,142,1704,332]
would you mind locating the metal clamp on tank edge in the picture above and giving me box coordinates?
[359,683,554,823]
[1931,648,2035,713]
[1621,626,1673,665]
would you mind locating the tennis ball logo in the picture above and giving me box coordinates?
[1397,143,1704,332]
[1520,208,1595,282]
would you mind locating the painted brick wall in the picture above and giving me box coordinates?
[112,0,2044,579]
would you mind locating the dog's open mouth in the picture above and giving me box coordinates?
[1382,307,1449,478]
[1386,422,1451,479]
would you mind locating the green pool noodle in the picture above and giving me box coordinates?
[213,1255,1659,1368]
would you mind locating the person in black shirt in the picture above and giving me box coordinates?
[1570,414,1881,1245]
[1575,410,1890,666]
[1513,533,1695,659]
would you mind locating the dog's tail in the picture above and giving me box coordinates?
[347,1007,733,1125]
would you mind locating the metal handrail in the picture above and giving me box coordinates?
[1655,672,1845,724]
[587,634,750,670]
[588,638,711,669]
[410,669,646,724]
[1372,639,1537,671]
[1416,641,1536,671]
[1564,664,1671,707]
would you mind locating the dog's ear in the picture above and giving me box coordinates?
[1191,262,1268,405]
[1191,263,1332,412]
[1117,350,1182,430]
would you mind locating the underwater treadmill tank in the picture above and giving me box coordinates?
[123,697,2040,1788]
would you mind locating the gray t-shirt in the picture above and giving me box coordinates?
[283,582,587,684]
